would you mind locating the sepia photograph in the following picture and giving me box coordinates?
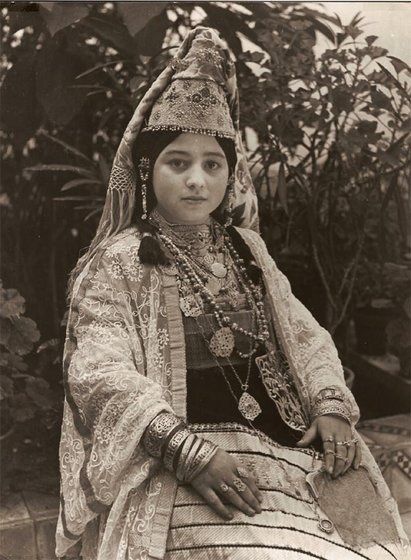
[1,1,410,559]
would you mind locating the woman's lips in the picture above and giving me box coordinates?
[182,197,206,204]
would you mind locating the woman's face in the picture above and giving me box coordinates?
[152,132,229,224]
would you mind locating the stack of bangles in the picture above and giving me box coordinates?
[143,412,218,483]
[312,388,351,425]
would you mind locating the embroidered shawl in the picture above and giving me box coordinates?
[56,227,408,559]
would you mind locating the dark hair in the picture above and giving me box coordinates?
[131,129,237,265]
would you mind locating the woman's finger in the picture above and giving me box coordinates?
[297,423,318,447]
[323,439,335,474]
[217,481,257,517]
[333,441,348,478]
[201,487,233,520]
[342,441,356,474]
[234,477,262,513]
[244,473,263,504]
[353,440,362,469]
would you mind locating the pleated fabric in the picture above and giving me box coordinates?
[165,424,407,560]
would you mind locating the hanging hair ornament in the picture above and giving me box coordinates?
[224,173,236,227]
[138,156,150,220]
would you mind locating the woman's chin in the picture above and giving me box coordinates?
[174,206,213,224]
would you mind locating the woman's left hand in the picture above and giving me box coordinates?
[296,415,361,478]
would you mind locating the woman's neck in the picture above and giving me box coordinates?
[151,206,211,227]
[149,208,221,252]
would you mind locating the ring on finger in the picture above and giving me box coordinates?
[232,478,247,493]
[236,467,250,479]
[324,449,335,455]
[337,440,352,446]
[335,454,347,461]
[323,436,334,443]
[219,482,230,493]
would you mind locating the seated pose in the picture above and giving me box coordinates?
[56,27,409,560]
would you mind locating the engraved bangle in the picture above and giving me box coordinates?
[177,436,202,482]
[143,412,182,459]
[163,428,191,472]
[185,440,218,483]
[313,405,351,425]
[312,400,350,420]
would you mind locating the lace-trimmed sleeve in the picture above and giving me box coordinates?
[237,228,359,426]
[60,236,174,536]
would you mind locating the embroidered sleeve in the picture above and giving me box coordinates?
[58,239,175,549]
[273,271,358,426]
[238,228,359,426]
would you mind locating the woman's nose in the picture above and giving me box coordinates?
[186,167,205,189]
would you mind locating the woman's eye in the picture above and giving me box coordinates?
[169,159,187,169]
[206,160,220,171]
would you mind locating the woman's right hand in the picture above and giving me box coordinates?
[190,448,263,520]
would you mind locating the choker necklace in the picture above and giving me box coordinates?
[150,209,229,280]
[149,209,217,253]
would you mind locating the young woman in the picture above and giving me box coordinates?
[56,27,409,560]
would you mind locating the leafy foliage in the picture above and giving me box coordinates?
[246,13,411,342]
[1,2,410,358]
[0,282,59,430]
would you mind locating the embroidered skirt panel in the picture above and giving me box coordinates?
[164,425,407,560]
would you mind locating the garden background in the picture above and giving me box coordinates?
[1,1,410,546]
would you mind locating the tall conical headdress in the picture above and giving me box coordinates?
[81,27,259,272]
[141,36,236,139]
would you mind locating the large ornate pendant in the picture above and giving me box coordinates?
[211,262,227,278]
[238,392,262,421]
[179,295,202,317]
[209,327,235,357]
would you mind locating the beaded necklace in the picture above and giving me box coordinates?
[150,210,269,358]
[157,231,269,356]
[150,210,243,308]
[149,211,270,420]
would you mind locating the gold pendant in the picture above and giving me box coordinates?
[238,391,262,421]
[209,327,235,357]
[211,262,227,278]
[179,295,202,317]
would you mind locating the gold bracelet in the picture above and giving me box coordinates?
[177,436,201,482]
[312,400,351,425]
[163,427,191,472]
[185,440,218,483]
